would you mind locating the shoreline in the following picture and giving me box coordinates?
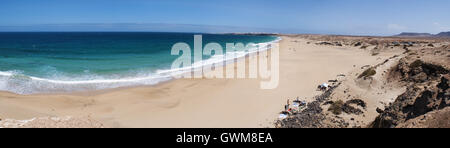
[0,36,282,96]
[0,35,398,127]
[0,35,281,95]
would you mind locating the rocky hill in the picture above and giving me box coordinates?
[395,31,450,37]
[395,32,432,37]
[276,35,450,128]
[371,59,449,128]
[436,31,450,37]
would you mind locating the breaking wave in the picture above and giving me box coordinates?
[0,37,281,94]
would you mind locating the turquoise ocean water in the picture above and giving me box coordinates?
[0,32,279,94]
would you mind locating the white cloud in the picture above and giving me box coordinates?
[433,22,450,31]
[387,24,407,30]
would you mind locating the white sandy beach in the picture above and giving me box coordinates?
[0,35,397,128]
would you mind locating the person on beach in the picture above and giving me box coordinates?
[285,99,290,111]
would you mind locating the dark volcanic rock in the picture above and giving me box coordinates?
[370,59,450,128]
[396,107,450,128]
[342,104,364,115]
[315,41,344,47]
[316,42,333,46]
[276,83,349,128]
[376,108,384,113]
[346,99,367,109]
[392,59,448,83]
[326,99,366,115]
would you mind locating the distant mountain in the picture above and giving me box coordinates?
[435,31,450,37]
[395,32,433,37]
[394,31,450,37]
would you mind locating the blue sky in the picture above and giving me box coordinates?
[0,0,449,35]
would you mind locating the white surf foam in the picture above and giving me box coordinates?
[0,37,282,94]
